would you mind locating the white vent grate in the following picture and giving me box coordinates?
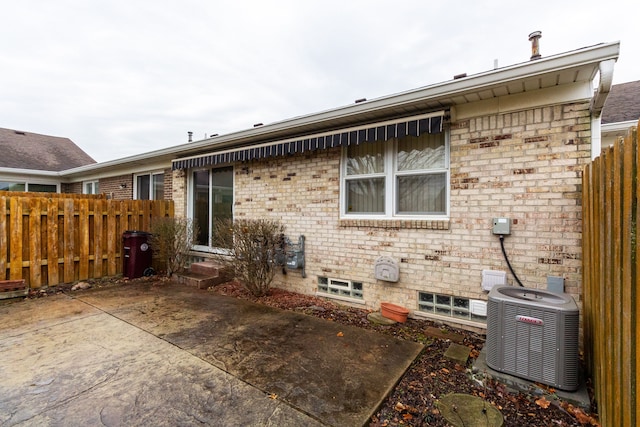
[482,270,506,291]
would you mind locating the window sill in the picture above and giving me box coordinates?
[412,310,487,330]
[339,219,450,230]
[315,292,366,305]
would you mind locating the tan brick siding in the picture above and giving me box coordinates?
[100,174,133,200]
[179,101,591,326]
[172,169,187,218]
[162,168,173,201]
[62,182,82,194]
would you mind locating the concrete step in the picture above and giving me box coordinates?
[0,279,29,300]
[190,261,226,277]
[174,261,232,289]
[174,272,220,290]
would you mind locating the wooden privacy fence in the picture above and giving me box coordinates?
[0,191,107,200]
[582,121,638,427]
[0,196,174,288]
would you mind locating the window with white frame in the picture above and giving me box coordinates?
[135,172,164,200]
[418,292,486,323]
[83,180,99,194]
[341,131,448,218]
[0,181,58,192]
[317,277,363,300]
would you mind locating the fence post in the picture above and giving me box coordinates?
[28,197,42,287]
[0,197,6,280]
[47,198,59,287]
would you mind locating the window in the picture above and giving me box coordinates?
[418,292,486,323]
[317,277,363,300]
[0,181,57,192]
[135,172,164,200]
[190,167,233,250]
[84,181,99,194]
[28,183,57,193]
[0,181,25,191]
[342,132,448,218]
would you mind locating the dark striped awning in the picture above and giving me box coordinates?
[172,113,444,170]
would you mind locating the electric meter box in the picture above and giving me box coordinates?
[492,218,511,235]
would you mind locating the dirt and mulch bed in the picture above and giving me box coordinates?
[24,277,599,426]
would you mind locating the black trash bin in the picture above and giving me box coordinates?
[122,230,153,279]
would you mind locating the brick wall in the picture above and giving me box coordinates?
[230,101,591,321]
[100,174,133,200]
[162,168,173,201]
[62,182,82,194]
[172,169,187,217]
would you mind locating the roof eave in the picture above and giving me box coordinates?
[179,41,620,152]
[601,119,638,133]
[0,167,62,177]
[60,41,620,177]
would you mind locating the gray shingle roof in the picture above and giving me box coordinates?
[602,80,640,124]
[0,128,95,171]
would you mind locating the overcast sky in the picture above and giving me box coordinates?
[2,0,638,163]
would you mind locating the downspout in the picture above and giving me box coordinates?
[589,59,615,159]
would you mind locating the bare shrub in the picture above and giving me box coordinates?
[213,218,285,297]
[149,217,199,276]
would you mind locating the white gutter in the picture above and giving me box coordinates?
[589,58,617,159]
[602,119,638,133]
[60,145,180,177]
[0,167,62,177]
[590,118,602,160]
[590,59,616,116]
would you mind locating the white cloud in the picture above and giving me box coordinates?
[1,0,638,162]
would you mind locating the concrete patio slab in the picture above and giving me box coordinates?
[0,281,423,426]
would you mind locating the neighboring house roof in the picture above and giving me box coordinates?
[601,80,640,124]
[0,128,96,172]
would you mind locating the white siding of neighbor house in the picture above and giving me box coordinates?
[173,97,591,330]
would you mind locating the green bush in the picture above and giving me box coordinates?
[213,218,285,297]
[149,217,199,276]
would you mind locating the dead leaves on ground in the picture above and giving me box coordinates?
[561,402,600,426]
[535,396,551,409]
[393,401,420,423]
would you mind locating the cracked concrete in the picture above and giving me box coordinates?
[0,281,423,426]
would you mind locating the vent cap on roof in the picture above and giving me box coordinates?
[529,31,542,60]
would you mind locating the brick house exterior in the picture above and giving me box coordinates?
[215,101,591,328]
[167,42,619,329]
[3,41,621,332]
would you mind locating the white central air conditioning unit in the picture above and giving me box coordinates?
[486,285,579,391]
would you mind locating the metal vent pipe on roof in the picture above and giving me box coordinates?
[529,31,542,60]
[188,131,193,142]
